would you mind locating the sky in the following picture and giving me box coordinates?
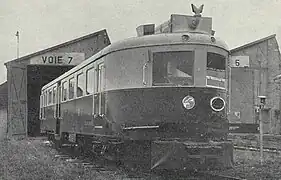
[0,0,281,84]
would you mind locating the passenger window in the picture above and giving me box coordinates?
[40,95,42,119]
[152,51,194,86]
[69,78,75,99]
[206,52,226,88]
[62,82,68,101]
[48,89,52,105]
[99,64,105,92]
[77,73,84,97]
[207,52,225,70]
[96,63,105,92]
[53,87,57,104]
[40,95,42,108]
[44,92,47,107]
[43,92,47,118]
[86,68,95,95]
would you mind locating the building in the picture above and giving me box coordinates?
[4,29,110,138]
[0,82,7,140]
[229,34,281,134]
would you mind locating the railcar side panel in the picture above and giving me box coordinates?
[60,95,93,134]
[105,48,148,91]
[41,105,56,133]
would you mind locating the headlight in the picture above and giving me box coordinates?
[210,97,225,112]
[182,95,195,110]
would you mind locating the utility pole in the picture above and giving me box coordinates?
[258,95,266,165]
[16,31,19,59]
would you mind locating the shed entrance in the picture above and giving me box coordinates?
[27,65,74,136]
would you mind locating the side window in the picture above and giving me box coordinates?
[40,94,42,108]
[43,91,47,118]
[40,95,42,119]
[99,63,105,92]
[206,52,226,88]
[96,63,105,93]
[62,81,68,101]
[69,78,75,99]
[77,73,84,97]
[44,91,47,107]
[58,85,62,118]
[48,89,52,105]
[53,87,57,104]
[86,68,95,95]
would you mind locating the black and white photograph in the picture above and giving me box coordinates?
[0,0,281,179]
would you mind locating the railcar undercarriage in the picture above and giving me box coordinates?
[49,132,234,171]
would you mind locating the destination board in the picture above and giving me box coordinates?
[30,53,85,66]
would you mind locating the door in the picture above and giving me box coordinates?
[93,62,105,129]
[55,82,62,134]
[7,64,27,137]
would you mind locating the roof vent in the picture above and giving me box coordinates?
[136,24,155,37]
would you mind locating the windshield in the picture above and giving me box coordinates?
[152,51,194,86]
[206,52,226,88]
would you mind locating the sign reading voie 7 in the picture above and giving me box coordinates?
[230,56,249,68]
[30,53,85,65]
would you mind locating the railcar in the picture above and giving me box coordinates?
[40,4,234,171]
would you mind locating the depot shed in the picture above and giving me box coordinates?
[229,34,281,134]
[4,29,110,138]
[0,81,7,140]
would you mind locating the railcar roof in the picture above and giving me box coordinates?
[102,32,229,53]
[42,32,228,91]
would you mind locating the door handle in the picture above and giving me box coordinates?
[142,63,147,85]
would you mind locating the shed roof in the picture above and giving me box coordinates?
[230,34,276,53]
[4,29,109,66]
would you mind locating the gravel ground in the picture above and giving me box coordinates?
[0,137,130,180]
[211,149,281,180]
[1,137,281,180]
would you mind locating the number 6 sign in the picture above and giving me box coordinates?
[230,56,249,68]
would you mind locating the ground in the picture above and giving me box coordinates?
[0,137,281,180]
[0,138,126,180]
[212,149,281,180]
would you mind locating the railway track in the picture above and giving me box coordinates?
[234,145,281,153]
[43,140,244,180]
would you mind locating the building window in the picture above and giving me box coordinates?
[86,68,95,95]
[77,73,84,97]
[69,78,75,99]
[206,52,226,88]
[62,81,68,101]
[152,51,194,86]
